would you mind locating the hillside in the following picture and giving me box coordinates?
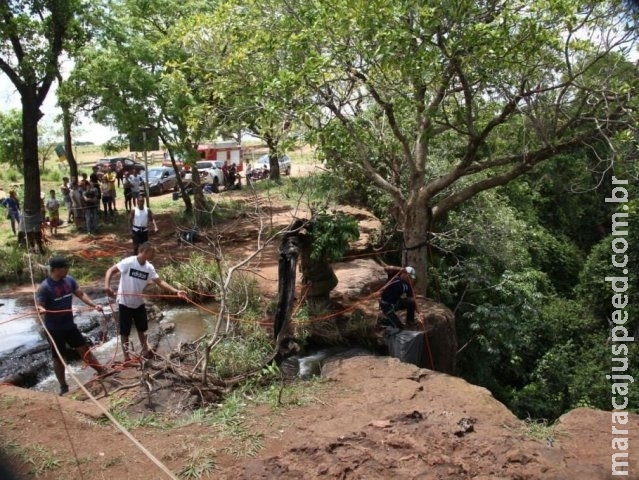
[1,356,636,479]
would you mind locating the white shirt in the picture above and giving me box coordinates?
[130,175,141,193]
[115,256,159,308]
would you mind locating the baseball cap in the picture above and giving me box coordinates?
[404,266,417,279]
[49,255,69,269]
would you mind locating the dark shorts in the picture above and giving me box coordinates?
[46,326,87,360]
[118,304,148,335]
[132,229,149,245]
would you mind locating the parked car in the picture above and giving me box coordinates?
[196,160,225,189]
[256,154,291,175]
[94,157,145,178]
[140,167,178,195]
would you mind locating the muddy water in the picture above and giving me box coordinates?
[37,306,210,394]
[0,298,209,393]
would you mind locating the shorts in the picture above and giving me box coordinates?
[118,303,149,335]
[47,326,87,360]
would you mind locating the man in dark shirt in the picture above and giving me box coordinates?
[36,255,108,395]
[379,265,418,329]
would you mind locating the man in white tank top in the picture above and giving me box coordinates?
[129,196,158,254]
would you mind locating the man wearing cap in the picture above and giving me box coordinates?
[379,265,418,330]
[104,242,187,362]
[36,256,109,395]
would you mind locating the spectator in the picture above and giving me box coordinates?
[45,189,60,236]
[104,166,118,214]
[130,171,141,200]
[61,177,73,224]
[82,180,100,235]
[70,180,85,231]
[130,196,157,254]
[1,190,21,235]
[100,174,115,218]
[122,172,133,212]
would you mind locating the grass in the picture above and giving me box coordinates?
[177,454,217,479]
[522,417,556,443]
[1,440,63,476]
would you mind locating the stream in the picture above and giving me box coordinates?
[0,297,209,394]
[0,296,376,395]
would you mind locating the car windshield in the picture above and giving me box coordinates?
[147,169,164,179]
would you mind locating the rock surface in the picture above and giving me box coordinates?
[1,355,637,479]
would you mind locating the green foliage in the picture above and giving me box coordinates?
[522,417,555,442]
[0,246,26,282]
[307,207,359,262]
[525,227,584,296]
[0,110,23,171]
[504,153,614,251]
[224,273,262,318]
[160,253,220,304]
[178,454,216,479]
[208,322,273,378]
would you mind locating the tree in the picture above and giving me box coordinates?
[178,2,310,181]
[64,0,228,216]
[276,0,639,294]
[0,0,83,245]
[0,110,23,171]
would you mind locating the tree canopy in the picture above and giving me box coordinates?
[0,0,84,238]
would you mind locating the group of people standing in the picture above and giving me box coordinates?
[3,164,156,258]
[62,166,142,235]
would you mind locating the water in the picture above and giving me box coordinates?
[33,305,209,395]
[0,298,209,392]
[0,298,42,355]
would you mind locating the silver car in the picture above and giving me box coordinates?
[256,154,291,175]
[141,167,178,195]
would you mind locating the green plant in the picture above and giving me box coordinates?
[522,417,555,443]
[0,246,26,282]
[207,322,273,378]
[160,253,220,304]
[3,442,63,476]
[177,450,217,478]
[307,207,359,262]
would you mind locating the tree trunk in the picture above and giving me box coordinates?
[56,72,78,181]
[62,104,78,181]
[265,137,281,180]
[22,91,44,251]
[402,197,432,297]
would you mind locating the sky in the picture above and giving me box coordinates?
[0,74,117,145]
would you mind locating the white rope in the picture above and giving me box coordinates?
[23,247,179,480]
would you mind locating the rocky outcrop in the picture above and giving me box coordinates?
[224,355,639,479]
[322,258,458,374]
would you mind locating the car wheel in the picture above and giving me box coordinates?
[213,177,220,193]
[158,183,164,194]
